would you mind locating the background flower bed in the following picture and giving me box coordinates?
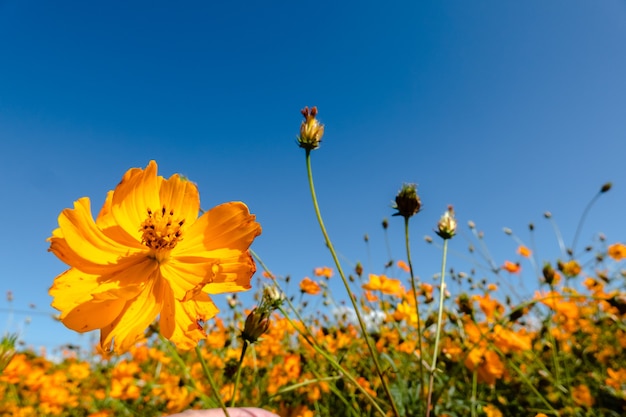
[1,237,624,417]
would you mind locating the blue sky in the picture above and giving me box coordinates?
[1,1,625,353]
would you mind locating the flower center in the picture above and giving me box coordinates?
[140,206,185,252]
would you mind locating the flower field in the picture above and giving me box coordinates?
[1,108,625,416]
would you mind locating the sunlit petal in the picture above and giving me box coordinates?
[175,202,261,257]
[111,161,161,242]
[160,290,219,350]
[99,272,164,353]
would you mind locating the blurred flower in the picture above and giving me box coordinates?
[392,183,421,219]
[559,260,582,277]
[299,277,321,295]
[362,274,404,297]
[314,266,333,279]
[48,161,262,354]
[397,260,410,272]
[297,106,324,151]
[608,243,626,261]
[436,205,457,240]
[483,404,503,417]
[517,245,532,258]
[502,261,521,274]
[571,384,594,407]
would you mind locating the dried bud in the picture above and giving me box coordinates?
[382,218,389,230]
[544,211,552,219]
[436,205,457,240]
[600,182,612,193]
[242,308,271,344]
[503,227,512,235]
[392,183,421,219]
[297,106,324,151]
[355,262,363,277]
[542,263,556,285]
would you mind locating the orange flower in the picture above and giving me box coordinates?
[299,277,321,295]
[608,243,626,261]
[48,161,261,354]
[502,261,521,274]
[397,260,410,272]
[560,260,581,277]
[483,404,503,417]
[314,266,333,278]
[517,245,532,257]
[362,274,404,296]
[571,384,594,407]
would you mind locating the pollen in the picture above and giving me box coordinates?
[140,206,185,251]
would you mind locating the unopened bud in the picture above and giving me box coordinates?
[297,106,324,151]
[263,286,284,309]
[242,308,271,344]
[600,182,612,193]
[436,205,457,240]
[543,263,556,285]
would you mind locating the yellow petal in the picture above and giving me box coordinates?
[97,190,144,248]
[160,258,215,301]
[50,197,144,273]
[50,268,102,312]
[160,288,219,350]
[175,202,261,257]
[62,298,125,333]
[203,252,255,294]
[99,271,163,354]
[158,173,200,226]
[110,161,162,243]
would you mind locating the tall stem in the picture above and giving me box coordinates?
[195,345,231,417]
[305,150,400,417]
[404,216,426,403]
[426,239,449,417]
[229,340,249,407]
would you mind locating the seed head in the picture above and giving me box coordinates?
[392,183,421,219]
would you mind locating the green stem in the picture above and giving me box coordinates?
[305,150,401,417]
[230,340,249,407]
[404,216,426,403]
[470,370,478,417]
[195,345,231,417]
[160,335,212,405]
[426,238,449,417]
[278,305,387,417]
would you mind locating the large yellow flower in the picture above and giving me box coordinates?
[48,161,261,354]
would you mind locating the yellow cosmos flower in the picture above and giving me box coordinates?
[48,161,262,354]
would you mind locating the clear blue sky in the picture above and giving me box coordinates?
[1,1,625,353]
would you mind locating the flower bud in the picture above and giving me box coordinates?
[297,106,324,151]
[263,286,285,309]
[241,308,271,344]
[436,205,457,240]
[392,183,421,219]
[542,263,556,285]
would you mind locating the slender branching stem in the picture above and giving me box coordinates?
[195,345,231,417]
[305,149,401,417]
[404,216,426,402]
[229,340,249,407]
[426,238,449,417]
